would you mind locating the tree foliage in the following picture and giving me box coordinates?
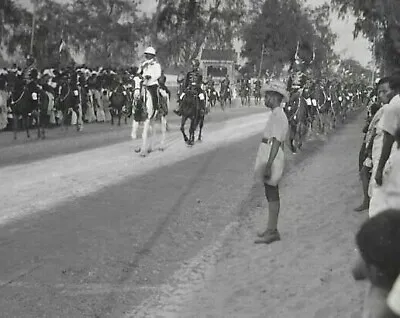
[150,0,246,67]
[69,0,145,68]
[242,0,337,77]
[0,0,146,68]
[0,0,31,61]
[331,0,400,73]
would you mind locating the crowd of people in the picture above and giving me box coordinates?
[0,49,173,134]
[252,63,400,316]
[350,73,400,317]
[0,51,265,137]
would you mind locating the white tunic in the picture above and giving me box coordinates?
[140,59,161,86]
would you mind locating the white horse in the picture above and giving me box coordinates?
[131,76,168,157]
[0,89,9,130]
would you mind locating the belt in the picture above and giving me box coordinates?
[261,137,284,150]
[261,137,273,144]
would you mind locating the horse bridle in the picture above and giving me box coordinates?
[60,84,71,103]
[11,90,25,105]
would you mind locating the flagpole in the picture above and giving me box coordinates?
[30,0,38,56]
[258,44,266,78]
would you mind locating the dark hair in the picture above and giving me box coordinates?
[356,210,400,285]
[377,75,400,92]
[377,76,391,87]
[389,75,400,91]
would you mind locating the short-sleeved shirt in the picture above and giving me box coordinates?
[379,94,400,137]
[365,106,384,148]
[262,106,289,143]
[387,275,400,315]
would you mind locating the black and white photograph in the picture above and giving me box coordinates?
[0,0,400,317]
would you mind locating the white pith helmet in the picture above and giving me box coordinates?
[144,46,156,56]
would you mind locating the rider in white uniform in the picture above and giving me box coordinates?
[138,47,162,110]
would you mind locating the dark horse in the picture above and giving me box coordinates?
[180,89,203,146]
[8,76,47,140]
[306,82,327,134]
[206,87,218,109]
[56,78,82,131]
[240,81,251,106]
[284,88,309,153]
[219,85,232,110]
[254,84,262,105]
[109,81,129,126]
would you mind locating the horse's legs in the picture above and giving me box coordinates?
[40,113,47,139]
[297,123,305,150]
[180,115,189,143]
[41,117,46,139]
[159,116,167,151]
[62,110,69,132]
[289,124,296,153]
[77,106,83,131]
[139,118,151,156]
[198,115,204,141]
[12,115,18,140]
[24,116,30,139]
[150,119,158,152]
[188,116,196,145]
[35,112,41,139]
[131,119,139,139]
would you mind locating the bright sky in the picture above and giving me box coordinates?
[17,0,373,67]
[137,0,372,67]
[307,0,372,67]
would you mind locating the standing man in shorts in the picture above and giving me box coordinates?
[254,81,289,244]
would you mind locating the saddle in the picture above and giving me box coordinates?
[110,86,127,106]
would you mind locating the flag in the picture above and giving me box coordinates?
[59,38,66,54]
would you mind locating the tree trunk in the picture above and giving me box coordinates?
[189,0,222,61]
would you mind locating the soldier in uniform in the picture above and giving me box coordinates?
[206,74,214,89]
[174,59,205,116]
[254,77,262,99]
[138,46,162,110]
[223,74,231,87]
[204,74,216,97]
[23,55,37,84]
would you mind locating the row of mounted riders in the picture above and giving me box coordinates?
[1,68,207,147]
[177,79,263,110]
[0,70,169,140]
[283,80,372,153]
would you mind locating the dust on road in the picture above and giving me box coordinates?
[0,107,367,318]
[0,109,270,317]
[132,112,367,318]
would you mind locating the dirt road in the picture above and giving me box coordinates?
[132,111,368,318]
[0,106,270,317]
[0,105,367,318]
